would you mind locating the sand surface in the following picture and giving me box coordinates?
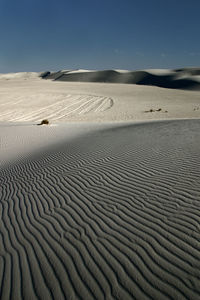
[0,71,200,299]
[0,72,200,123]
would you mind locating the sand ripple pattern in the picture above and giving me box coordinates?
[0,93,113,122]
[1,120,200,299]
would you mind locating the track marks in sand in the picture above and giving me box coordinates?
[0,93,113,122]
[1,120,200,299]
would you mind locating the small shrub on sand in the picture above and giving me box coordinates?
[38,119,49,125]
[145,108,155,113]
[145,108,165,113]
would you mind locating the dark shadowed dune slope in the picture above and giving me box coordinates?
[174,67,200,76]
[41,69,200,90]
[1,120,200,299]
[41,71,68,80]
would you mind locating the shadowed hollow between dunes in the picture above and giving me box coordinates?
[0,120,200,299]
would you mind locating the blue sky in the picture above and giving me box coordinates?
[0,0,200,72]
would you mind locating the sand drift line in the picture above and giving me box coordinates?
[0,93,114,122]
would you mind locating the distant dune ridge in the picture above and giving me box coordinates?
[1,120,200,299]
[41,67,200,90]
[0,72,40,80]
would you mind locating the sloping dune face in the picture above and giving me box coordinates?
[42,68,200,90]
[1,120,200,299]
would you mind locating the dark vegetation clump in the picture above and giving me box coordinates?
[144,108,168,113]
[40,71,51,79]
[38,119,49,125]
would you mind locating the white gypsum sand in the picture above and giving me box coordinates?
[0,71,200,299]
[0,72,200,122]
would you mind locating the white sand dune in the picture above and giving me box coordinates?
[42,68,200,90]
[0,72,41,80]
[0,72,200,123]
[0,69,200,299]
[1,120,200,299]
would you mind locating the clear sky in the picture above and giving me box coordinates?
[0,0,200,72]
